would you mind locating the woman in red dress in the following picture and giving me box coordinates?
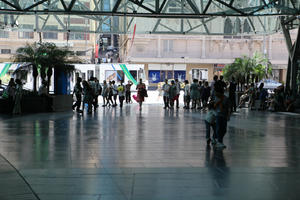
[136,79,146,110]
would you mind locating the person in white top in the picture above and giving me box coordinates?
[111,80,118,107]
[183,80,190,109]
[175,79,181,109]
[162,79,171,109]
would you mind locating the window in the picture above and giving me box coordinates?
[0,30,9,38]
[18,24,34,39]
[1,49,11,54]
[192,69,208,81]
[76,51,86,56]
[65,26,89,40]
[163,40,173,52]
[43,25,58,39]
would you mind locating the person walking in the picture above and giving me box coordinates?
[102,80,108,107]
[94,78,102,109]
[106,81,114,107]
[229,77,237,112]
[118,80,125,108]
[175,79,181,109]
[136,79,147,111]
[190,79,200,109]
[82,81,93,114]
[12,79,23,115]
[183,80,190,109]
[162,79,170,109]
[169,80,177,109]
[72,77,83,112]
[205,102,217,146]
[214,82,230,149]
[125,80,133,103]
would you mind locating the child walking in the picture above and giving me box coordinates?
[205,102,217,146]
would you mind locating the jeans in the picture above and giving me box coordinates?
[73,94,82,110]
[163,96,169,108]
[205,120,216,140]
[216,116,227,143]
[126,91,131,103]
[119,96,125,107]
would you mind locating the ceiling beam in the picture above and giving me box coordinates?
[0,0,21,10]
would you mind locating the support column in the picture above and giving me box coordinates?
[201,36,206,58]
[280,17,299,94]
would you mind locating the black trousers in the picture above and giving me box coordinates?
[73,94,82,110]
[125,91,131,103]
[119,96,125,107]
[163,96,169,108]
[229,94,236,112]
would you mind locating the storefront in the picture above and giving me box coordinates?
[148,64,186,86]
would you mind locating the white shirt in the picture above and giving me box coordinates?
[112,84,118,95]
[162,84,170,97]
[184,84,190,96]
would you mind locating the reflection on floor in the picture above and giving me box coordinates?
[1,105,300,200]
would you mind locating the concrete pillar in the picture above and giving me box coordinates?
[201,36,206,58]
[157,35,161,58]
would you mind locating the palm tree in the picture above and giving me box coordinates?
[223,52,272,90]
[14,42,80,93]
[14,43,40,92]
[252,52,272,82]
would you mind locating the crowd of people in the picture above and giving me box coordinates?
[72,77,147,114]
[161,76,232,149]
[1,78,23,114]
[238,82,295,112]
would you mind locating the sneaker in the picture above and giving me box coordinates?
[215,142,226,149]
[206,138,211,145]
[211,138,217,145]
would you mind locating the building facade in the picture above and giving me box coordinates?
[121,30,296,87]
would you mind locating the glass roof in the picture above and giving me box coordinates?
[0,0,299,35]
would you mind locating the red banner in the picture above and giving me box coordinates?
[95,44,99,58]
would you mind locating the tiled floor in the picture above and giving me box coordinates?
[1,105,300,200]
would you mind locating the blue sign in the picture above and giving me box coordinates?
[174,71,186,82]
[148,70,160,83]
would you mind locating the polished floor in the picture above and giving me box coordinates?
[0,104,300,200]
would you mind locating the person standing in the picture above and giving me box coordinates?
[214,82,230,149]
[175,79,181,109]
[229,77,237,112]
[112,80,118,107]
[7,78,16,112]
[183,80,190,109]
[94,78,102,109]
[258,83,268,110]
[72,77,83,112]
[136,79,146,111]
[169,80,177,109]
[102,80,108,107]
[13,79,23,115]
[118,80,125,108]
[162,79,170,109]
[190,79,200,109]
[125,80,133,103]
[201,81,211,110]
[198,81,204,109]
[210,75,218,100]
